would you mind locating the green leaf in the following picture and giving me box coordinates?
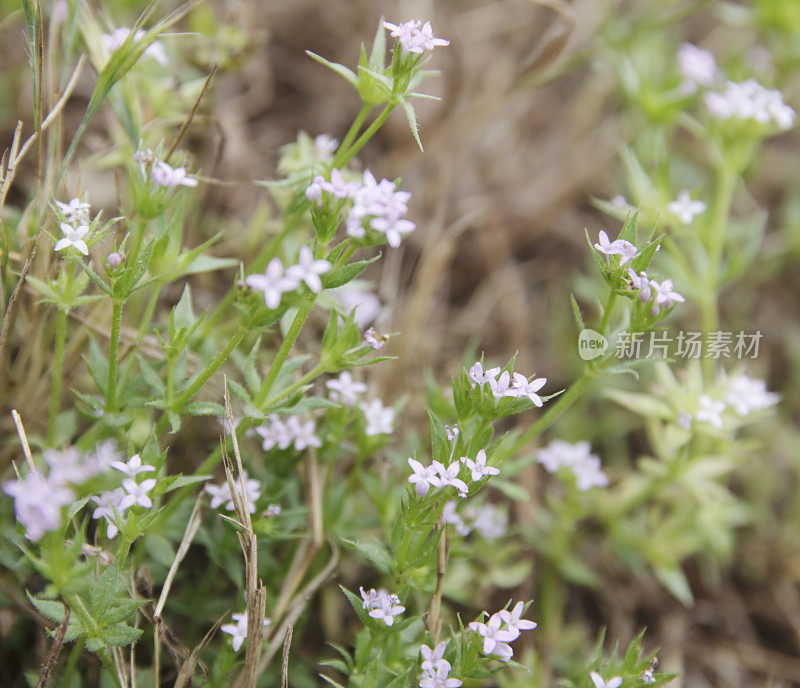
[322,255,380,290]
[101,622,143,646]
[305,51,359,87]
[342,538,393,573]
[27,594,67,623]
[397,95,422,151]
[173,285,195,332]
[654,565,693,606]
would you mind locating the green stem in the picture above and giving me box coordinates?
[336,105,395,168]
[253,297,315,407]
[154,327,246,435]
[700,165,736,380]
[61,637,84,687]
[599,291,617,334]
[105,300,124,413]
[332,104,371,168]
[136,282,161,341]
[262,363,324,408]
[47,307,68,445]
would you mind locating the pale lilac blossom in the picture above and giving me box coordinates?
[362,399,394,436]
[326,371,367,406]
[626,269,651,302]
[55,198,90,223]
[150,160,198,188]
[120,478,157,509]
[725,374,779,415]
[537,440,608,491]
[650,279,685,312]
[678,43,718,93]
[102,27,169,65]
[383,20,449,55]
[468,362,500,388]
[91,488,128,538]
[408,458,440,496]
[695,395,725,428]
[314,134,338,160]
[464,449,499,482]
[3,471,74,541]
[364,327,386,350]
[510,372,547,406]
[498,601,538,639]
[110,453,155,478]
[668,190,706,225]
[54,222,89,255]
[594,230,637,265]
[435,461,468,498]
[705,79,796,130]
[286,246,331,293]
[245,258,299,310]
[590,672,623,688]
[360,588,404,626]
[221,612,270,652]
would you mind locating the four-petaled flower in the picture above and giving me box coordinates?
[408,458,441,496]
[469,614,515,660]
[468,362,500,388]
[668,190,706,225]
[464,449,500,482]
[327,371,367,406]
[55,222,90,255]
[695,394,725,428]
[286,246,331,293]
[150,160,198,188]
[120,478,157,509]
[511,373,547,406]
[649,279,685,311]
[221,612,271,652]
[362,399,395,436]
[594,230,637,266]
[56,198,91,223]
[110,453,155,478]
[383,20,449,55]
[435,461,469,498]
[245,258,299,310]
[498,601,537,639]
[590,672,623,688]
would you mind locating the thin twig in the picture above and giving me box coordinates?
[165,64,217,163]
[12,410,36,472]
[35,606,70,688]
[281,627,293,688]
[427,518,450,644]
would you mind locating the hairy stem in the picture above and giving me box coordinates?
[336,105,395,168]
[332,104,372,169]
[105,300,124,414]
[47,307,68,445]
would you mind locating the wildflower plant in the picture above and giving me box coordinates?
[0,3,791,688]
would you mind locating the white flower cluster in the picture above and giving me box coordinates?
[102,26,168,65]
[383,20,449,55]
[54,197,92,256]
[537,440,609,491]
[91,453,158,538]
[314,134,338,161]
[705,79,796,130]
[468,362,548,406]
[678,42,718,94]
[205,470,262,514]
[408,448,498,499]
[255,416,322,452]
[693,373,778,428]
[306,169,416,248]
[419,642,462,688]
[591,672,623,688]
[2,440,122,541]
[245,246,331,310]
[443,500,507,539]
[626,269,685,315]
[594,230,637,266]
[359,587,405,626]
[468,602,537,662]
[221,611,271,652]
